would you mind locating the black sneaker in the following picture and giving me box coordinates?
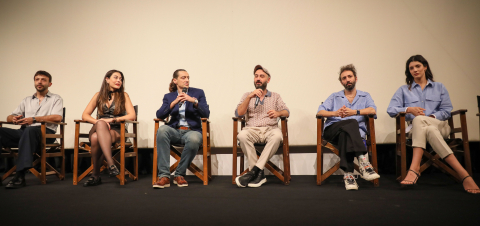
[248,170,266,188]
[235,171,256,188]
[5,173,26,189]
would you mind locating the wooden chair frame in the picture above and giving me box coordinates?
[73,106,138,185]
[395,109,472,183]
[152,118,212,185]
[0,108,66,184]
[232,116,291,185]
[316,114,379,186]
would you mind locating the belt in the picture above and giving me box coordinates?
[178,126,191,130]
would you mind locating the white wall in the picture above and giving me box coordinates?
[1,0,480,174]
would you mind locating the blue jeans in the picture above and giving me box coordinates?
[156,125,202,178]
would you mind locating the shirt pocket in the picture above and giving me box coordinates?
[426,96,441,109]
[404,95,420,107]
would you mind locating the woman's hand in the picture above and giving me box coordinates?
[407,107,426,116]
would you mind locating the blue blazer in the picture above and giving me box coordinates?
[156,87,210,133]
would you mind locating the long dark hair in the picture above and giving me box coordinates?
[169,69,187,92]
[405,55,434,90]
[96,70,126,115]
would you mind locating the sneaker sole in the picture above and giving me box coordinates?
[248,178,267,188]
[360,174,380,181]
[173,181,188,187]
[153,184,170,189]
[235,176,247,188]
[345,185,359,190]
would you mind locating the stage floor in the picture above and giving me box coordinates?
[1,173,479,226]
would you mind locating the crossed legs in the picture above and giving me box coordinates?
[402,116,479,193]
[88,121,120,178]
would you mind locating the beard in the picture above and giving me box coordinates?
[254,81,267,90]
[343,81,356,91]
[35,85,48,92]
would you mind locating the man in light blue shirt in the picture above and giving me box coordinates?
[317,64,379,190]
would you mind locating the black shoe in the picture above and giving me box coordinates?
[109,165,120,177]
[5,174,26,189]
[83,176,102,187]
[235,171,256,188]
[248,170,266,188]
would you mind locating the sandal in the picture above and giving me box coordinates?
[462,175,480,194]
[109,165,120,177]
[401,170,420,186]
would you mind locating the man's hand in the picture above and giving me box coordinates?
[340,107,356,118]
[17,117,34,125]
[267,110,281,119]
[407,107,426,116]
[335,105,347,117]
[248,89,263,99]
[12,115,23,124]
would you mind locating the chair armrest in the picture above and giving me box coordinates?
[201,118,210,123]
[477,113,480,116]
[280,116,287,120]
[366,113,376,118]
[451,109,467,116]
[316,114,325,119]
[395,112,407,118]
[74,120,92,124]
[40,120,67,125]
[118,119,139,124]
[232,117,244,122]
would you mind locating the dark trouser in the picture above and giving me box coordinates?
[323,119,367,173]
[0,126,55,172]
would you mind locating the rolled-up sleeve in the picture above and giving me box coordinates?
[387,87,407,117]
[318,93,334,113]
[364,93,377,119]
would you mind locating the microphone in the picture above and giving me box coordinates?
[179,87,188,107]
[254,96,260,108]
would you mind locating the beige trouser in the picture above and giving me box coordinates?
[237,127,283,170]
[410,116,452,159]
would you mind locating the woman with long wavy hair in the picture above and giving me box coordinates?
[387,55,479,194]
[81,70,136,187]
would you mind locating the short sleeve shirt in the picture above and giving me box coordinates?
[11,91,64,132]
[235,90,289,128]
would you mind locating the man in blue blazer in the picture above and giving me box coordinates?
[153,69,210,188]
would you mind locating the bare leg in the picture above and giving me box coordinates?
[444,155,480,193]
[401,147,423,185]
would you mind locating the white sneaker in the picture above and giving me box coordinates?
[343,173,359,190]
[358,161,380,181]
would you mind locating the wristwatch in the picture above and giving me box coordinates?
[32,117,36,123]
[356,110,360,115]
[194,98,198,105]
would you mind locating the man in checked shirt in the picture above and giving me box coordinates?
[234,65,290,188]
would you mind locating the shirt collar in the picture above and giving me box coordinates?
[32,91,52,99]
[265,90,272,97]
[412,79,433,88]
[335,90,366,97]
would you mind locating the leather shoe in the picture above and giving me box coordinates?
[6,174,26,189]
[153,177,170,189]
[83,176,102,187]
[173,176,188,187]
[109,165,120,177]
